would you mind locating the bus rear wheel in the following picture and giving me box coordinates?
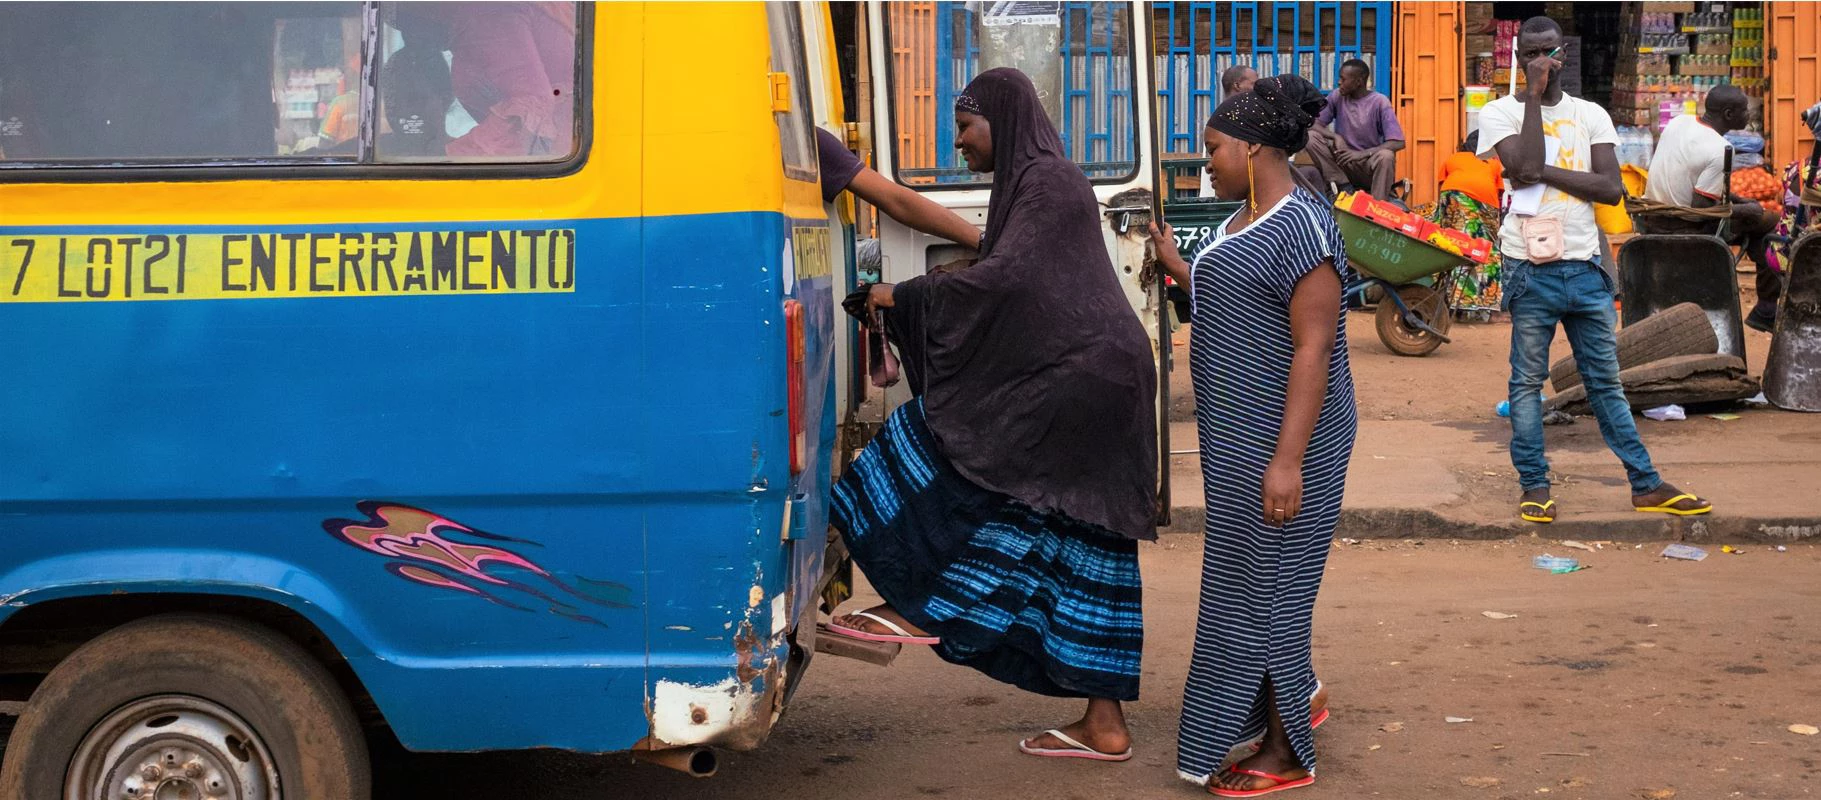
[0,614,369,800]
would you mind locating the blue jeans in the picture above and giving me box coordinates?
[1506,258,1663,495]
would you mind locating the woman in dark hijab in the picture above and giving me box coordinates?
[828,67,1157,761]
[1149,75,1357,796]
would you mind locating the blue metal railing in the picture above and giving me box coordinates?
[916,2,1391,174]
[1064,2,1128,164]
[1156,2,1393,154]
[932,5,974,172]
[930,2,1136,179]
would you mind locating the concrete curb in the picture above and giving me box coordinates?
[1164,505,1821,543]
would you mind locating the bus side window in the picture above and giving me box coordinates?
[766,2,819,184]
[377,2,579,164]
[0,2,363,162]
[0,1,583,169]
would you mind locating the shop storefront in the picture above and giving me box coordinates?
[1395,1,1819,206]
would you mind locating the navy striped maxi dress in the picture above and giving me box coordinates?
[1176,189,1357,784]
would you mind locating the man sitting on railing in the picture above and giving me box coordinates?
[1641,85,1781,331]
[1303,59,1404,199]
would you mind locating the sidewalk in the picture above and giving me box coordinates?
[1164,311,1821,542]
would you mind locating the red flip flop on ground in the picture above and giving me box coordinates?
[1209,767,1315,797]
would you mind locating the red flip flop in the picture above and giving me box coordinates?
[1209,767,1315,797]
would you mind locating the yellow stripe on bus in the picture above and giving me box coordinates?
[1,3,805,229]
[1,230,575,303]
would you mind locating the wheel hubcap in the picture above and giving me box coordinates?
[68,695,279,800]
[1398,291,1446,334]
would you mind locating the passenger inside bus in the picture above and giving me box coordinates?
[815,128,982,250]
[375,46,457,158]
[387,2,576,160]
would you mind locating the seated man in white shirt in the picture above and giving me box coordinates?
[1642,85,1781,331]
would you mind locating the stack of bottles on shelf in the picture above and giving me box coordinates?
[1612,2,1747,130]
[1730,6,1765,99]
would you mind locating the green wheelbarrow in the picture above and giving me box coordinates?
[1336,209,1477,357]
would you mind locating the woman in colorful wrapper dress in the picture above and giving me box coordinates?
[827,68,1159,763]
[1432,131,1505,311]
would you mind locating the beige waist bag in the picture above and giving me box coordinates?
[1521,215,1565,263]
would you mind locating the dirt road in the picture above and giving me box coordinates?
[193,538,1819,799]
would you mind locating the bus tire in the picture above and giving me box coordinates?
[0,613,369,800]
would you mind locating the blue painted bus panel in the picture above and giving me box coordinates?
[0,502,655,751]
[0,210,833,753]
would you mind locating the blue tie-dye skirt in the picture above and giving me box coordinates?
[830,399,1143,701]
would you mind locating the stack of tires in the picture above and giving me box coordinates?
[1545,302,1760,413]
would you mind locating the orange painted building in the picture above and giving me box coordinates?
[1767,1,1820,171]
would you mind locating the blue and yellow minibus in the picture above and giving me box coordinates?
[0,2,855,795]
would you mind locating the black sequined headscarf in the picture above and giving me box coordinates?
[1208,74,1329,152]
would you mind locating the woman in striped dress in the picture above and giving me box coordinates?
[1150,75,1357,796]
[830,68,1159,761]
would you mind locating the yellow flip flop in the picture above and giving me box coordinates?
[1635,493,1713,517]
[1519,499,1556,524]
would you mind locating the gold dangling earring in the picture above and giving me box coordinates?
[1247,154,1259,218]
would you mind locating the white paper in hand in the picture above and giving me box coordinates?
[1509,135,1562,216]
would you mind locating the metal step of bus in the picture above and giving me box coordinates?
[813,624,901,667]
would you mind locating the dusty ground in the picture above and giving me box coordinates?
[293,541,1821,796]
[10,541,1817,799]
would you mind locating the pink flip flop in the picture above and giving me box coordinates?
[1209,767,1315,797]
[1018,729,1133,762]
[827,611,940,645]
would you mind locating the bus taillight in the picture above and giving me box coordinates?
[784,300,806,475]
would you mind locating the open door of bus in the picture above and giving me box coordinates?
[854,0,1172,525]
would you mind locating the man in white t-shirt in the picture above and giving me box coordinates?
[1476,16,1712,525]
[1643,85,1782,331]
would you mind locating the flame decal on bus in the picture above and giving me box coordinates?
[323,501,634,626]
